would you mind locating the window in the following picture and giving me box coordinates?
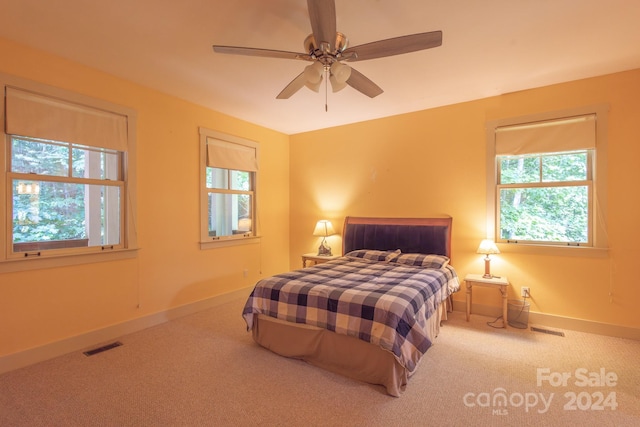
[487,107,608,249]
[199,127,258,246]
[497,150,591,245]
[10,137,123,253]
[1,76,137,265]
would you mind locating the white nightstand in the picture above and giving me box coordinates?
[301,253,340,268]
[465,273,510,328]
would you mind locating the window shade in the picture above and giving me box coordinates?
[5,87,128,151]
[206,137,258,172]
[495,114,596,155]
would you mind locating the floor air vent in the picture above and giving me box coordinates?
[531,327,565,337]
[83,341,123,356]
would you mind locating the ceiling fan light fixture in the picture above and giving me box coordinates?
[304,61,323,84]
[329,74,348,92]
[305,77,323,92]
[330,61,351,84]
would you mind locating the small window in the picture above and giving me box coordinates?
[199,128,258,245]
[497,150,592,245]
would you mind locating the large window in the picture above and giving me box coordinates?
[487,108,608,249]
[1,77,137,265]
[199,128,258,246]
[10,137,123,254]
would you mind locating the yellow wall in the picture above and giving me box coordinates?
[0,38,290,357]
[290,69,640,330]
[1,35,639,360]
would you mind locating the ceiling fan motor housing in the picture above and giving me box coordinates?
[304,32,349,64]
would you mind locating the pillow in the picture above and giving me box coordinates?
[345,249,400,263]
[391,253,450,269]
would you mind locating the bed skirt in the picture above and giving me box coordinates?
[251,301,445,397]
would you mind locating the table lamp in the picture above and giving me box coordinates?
[477,239,500,278]
[313,220,335,256]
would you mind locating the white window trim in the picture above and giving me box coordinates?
[0,73,138,272]
[199,127,260,250]
[485,105,609,256]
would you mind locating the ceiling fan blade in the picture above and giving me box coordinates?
[307,0,337,51]
[346,67,383,98]
[276,72,308,99]
[342,31,442,62]
[213,45,312,61]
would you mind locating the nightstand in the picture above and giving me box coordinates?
[465,273,510,328]
[302,253,340,268]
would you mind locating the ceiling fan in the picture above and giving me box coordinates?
[213,0,442,100]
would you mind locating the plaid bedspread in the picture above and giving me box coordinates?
[242,257,460,372]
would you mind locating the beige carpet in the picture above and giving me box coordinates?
[1,296,638,426]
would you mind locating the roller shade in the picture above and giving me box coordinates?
[495,114,596,155]
[206,137,258,172]
[5,87,128,151]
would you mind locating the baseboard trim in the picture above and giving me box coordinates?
[0,286,253,375]
[526,311,640,341]
[5,292,637,375]
[451,300,640,341]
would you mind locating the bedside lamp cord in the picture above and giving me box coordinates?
[487,292,529,329]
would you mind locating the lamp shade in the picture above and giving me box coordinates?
[304,61,324,92]
[313,220,335,237]
[330,62,351,83]
[329,62,351,93]
[477,239,500,255]
[237,218,252,232]
[329,74,347,92]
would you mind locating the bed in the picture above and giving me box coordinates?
[242,216,460,396]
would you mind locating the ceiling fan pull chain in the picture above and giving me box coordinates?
[325,67,328,112]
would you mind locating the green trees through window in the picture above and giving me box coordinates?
[10,137,122,252]
[497,151,591,244]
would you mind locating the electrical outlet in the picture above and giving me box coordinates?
[521,286,530,298]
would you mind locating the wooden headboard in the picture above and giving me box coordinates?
[342,216,452,258]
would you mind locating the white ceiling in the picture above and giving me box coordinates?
[2,0,639,135]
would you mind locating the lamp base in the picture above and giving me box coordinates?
[483,257,493,278]
[317,239,332,256]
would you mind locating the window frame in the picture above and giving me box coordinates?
[0,73,138,272]
[199,127,260,249]
[485,105,609,254]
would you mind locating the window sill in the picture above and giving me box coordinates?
[0,248,139,273]
[200,235,261,250]
[497,243,609,258]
